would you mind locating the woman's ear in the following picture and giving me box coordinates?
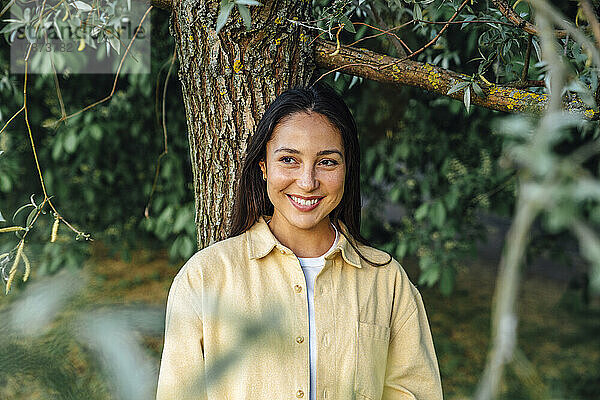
[258,160,266,178]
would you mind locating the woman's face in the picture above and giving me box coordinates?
[259,111,346,231]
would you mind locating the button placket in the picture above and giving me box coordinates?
[314,259,336,400]
[292,268,309,397]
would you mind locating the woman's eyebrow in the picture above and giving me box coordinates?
[274,147,343,158]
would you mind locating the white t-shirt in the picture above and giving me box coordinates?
[297,223,339,400]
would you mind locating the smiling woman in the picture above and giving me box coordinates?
[258,111,346,258]
[156,84,443,400]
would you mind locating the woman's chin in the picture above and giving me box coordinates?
[282,212,327,231]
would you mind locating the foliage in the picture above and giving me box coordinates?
[356,84,513,296]
[1,9,196,290]
[0,270,162,399]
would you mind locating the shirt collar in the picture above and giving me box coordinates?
[246,215,363,268]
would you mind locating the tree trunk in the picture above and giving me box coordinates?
[169,0,314,248]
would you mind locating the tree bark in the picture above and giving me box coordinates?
[169,0,314,248]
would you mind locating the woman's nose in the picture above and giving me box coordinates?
[296,166,318,191]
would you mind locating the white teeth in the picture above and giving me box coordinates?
[290,196,320,206]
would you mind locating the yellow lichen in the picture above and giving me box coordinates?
[233,59,243,73]
[391,64,401,82]
[423,63,441,90]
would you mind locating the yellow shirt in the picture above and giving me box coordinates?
[156,215,443,400]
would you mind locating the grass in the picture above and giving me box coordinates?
[407,259,600,400]
[1,240,599,399]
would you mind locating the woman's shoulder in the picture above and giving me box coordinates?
[354,242,419,290]
[173,232,248,281]
[355,242,395,266]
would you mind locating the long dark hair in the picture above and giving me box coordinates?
[228,83,391,267]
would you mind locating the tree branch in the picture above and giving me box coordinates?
[581,0,600,51]
[365,5,406,57]
[490,0,567,38]
[150,0,171,11]
[314,39,598,120]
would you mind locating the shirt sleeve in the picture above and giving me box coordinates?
[382,270,443,400]
[156,272,208,400]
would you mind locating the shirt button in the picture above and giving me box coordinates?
[323,334,329,347]
[296,336,304,344]
[294,285,302,293]
[296,390,304,398]
[280,249,285,254]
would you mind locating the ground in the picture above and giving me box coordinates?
[1,239,599,399]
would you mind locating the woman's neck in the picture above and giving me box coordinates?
[267,215,336,258]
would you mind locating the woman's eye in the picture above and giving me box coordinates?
[278,157,338,166]
[320,159,338,166]
[280,156,295,164]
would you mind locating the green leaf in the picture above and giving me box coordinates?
[374,164,385,182]
[430,201,446,228]
[395,241,407,259]
[444,187,459,210]
[0,22,24,35]
[418,260,440,287]
[340,14,355,33]
[26,206,37,227]
[235,0,262,5]
[413,3,422,21]
[89,125,103,140]
[180,235,195,258]
[53,20,63,41]
[70,1,93,12]
[64,130,77,153]
[216,0,235,33]
[109,36,120,54]
[13,203,35,222]
[447,81,470,95]
[173,208,191,233]
[389,185,402,202]
[397,143,409,159]
[439,267,455,296]
[415,203,429,221]
[472,82,484,97]
[237,4,251,30]
[463,86,471,112]
[52,138,63,160]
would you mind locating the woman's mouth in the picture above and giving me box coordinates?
[287,194,323,211]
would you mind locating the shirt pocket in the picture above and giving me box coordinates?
[354,320,391,400]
